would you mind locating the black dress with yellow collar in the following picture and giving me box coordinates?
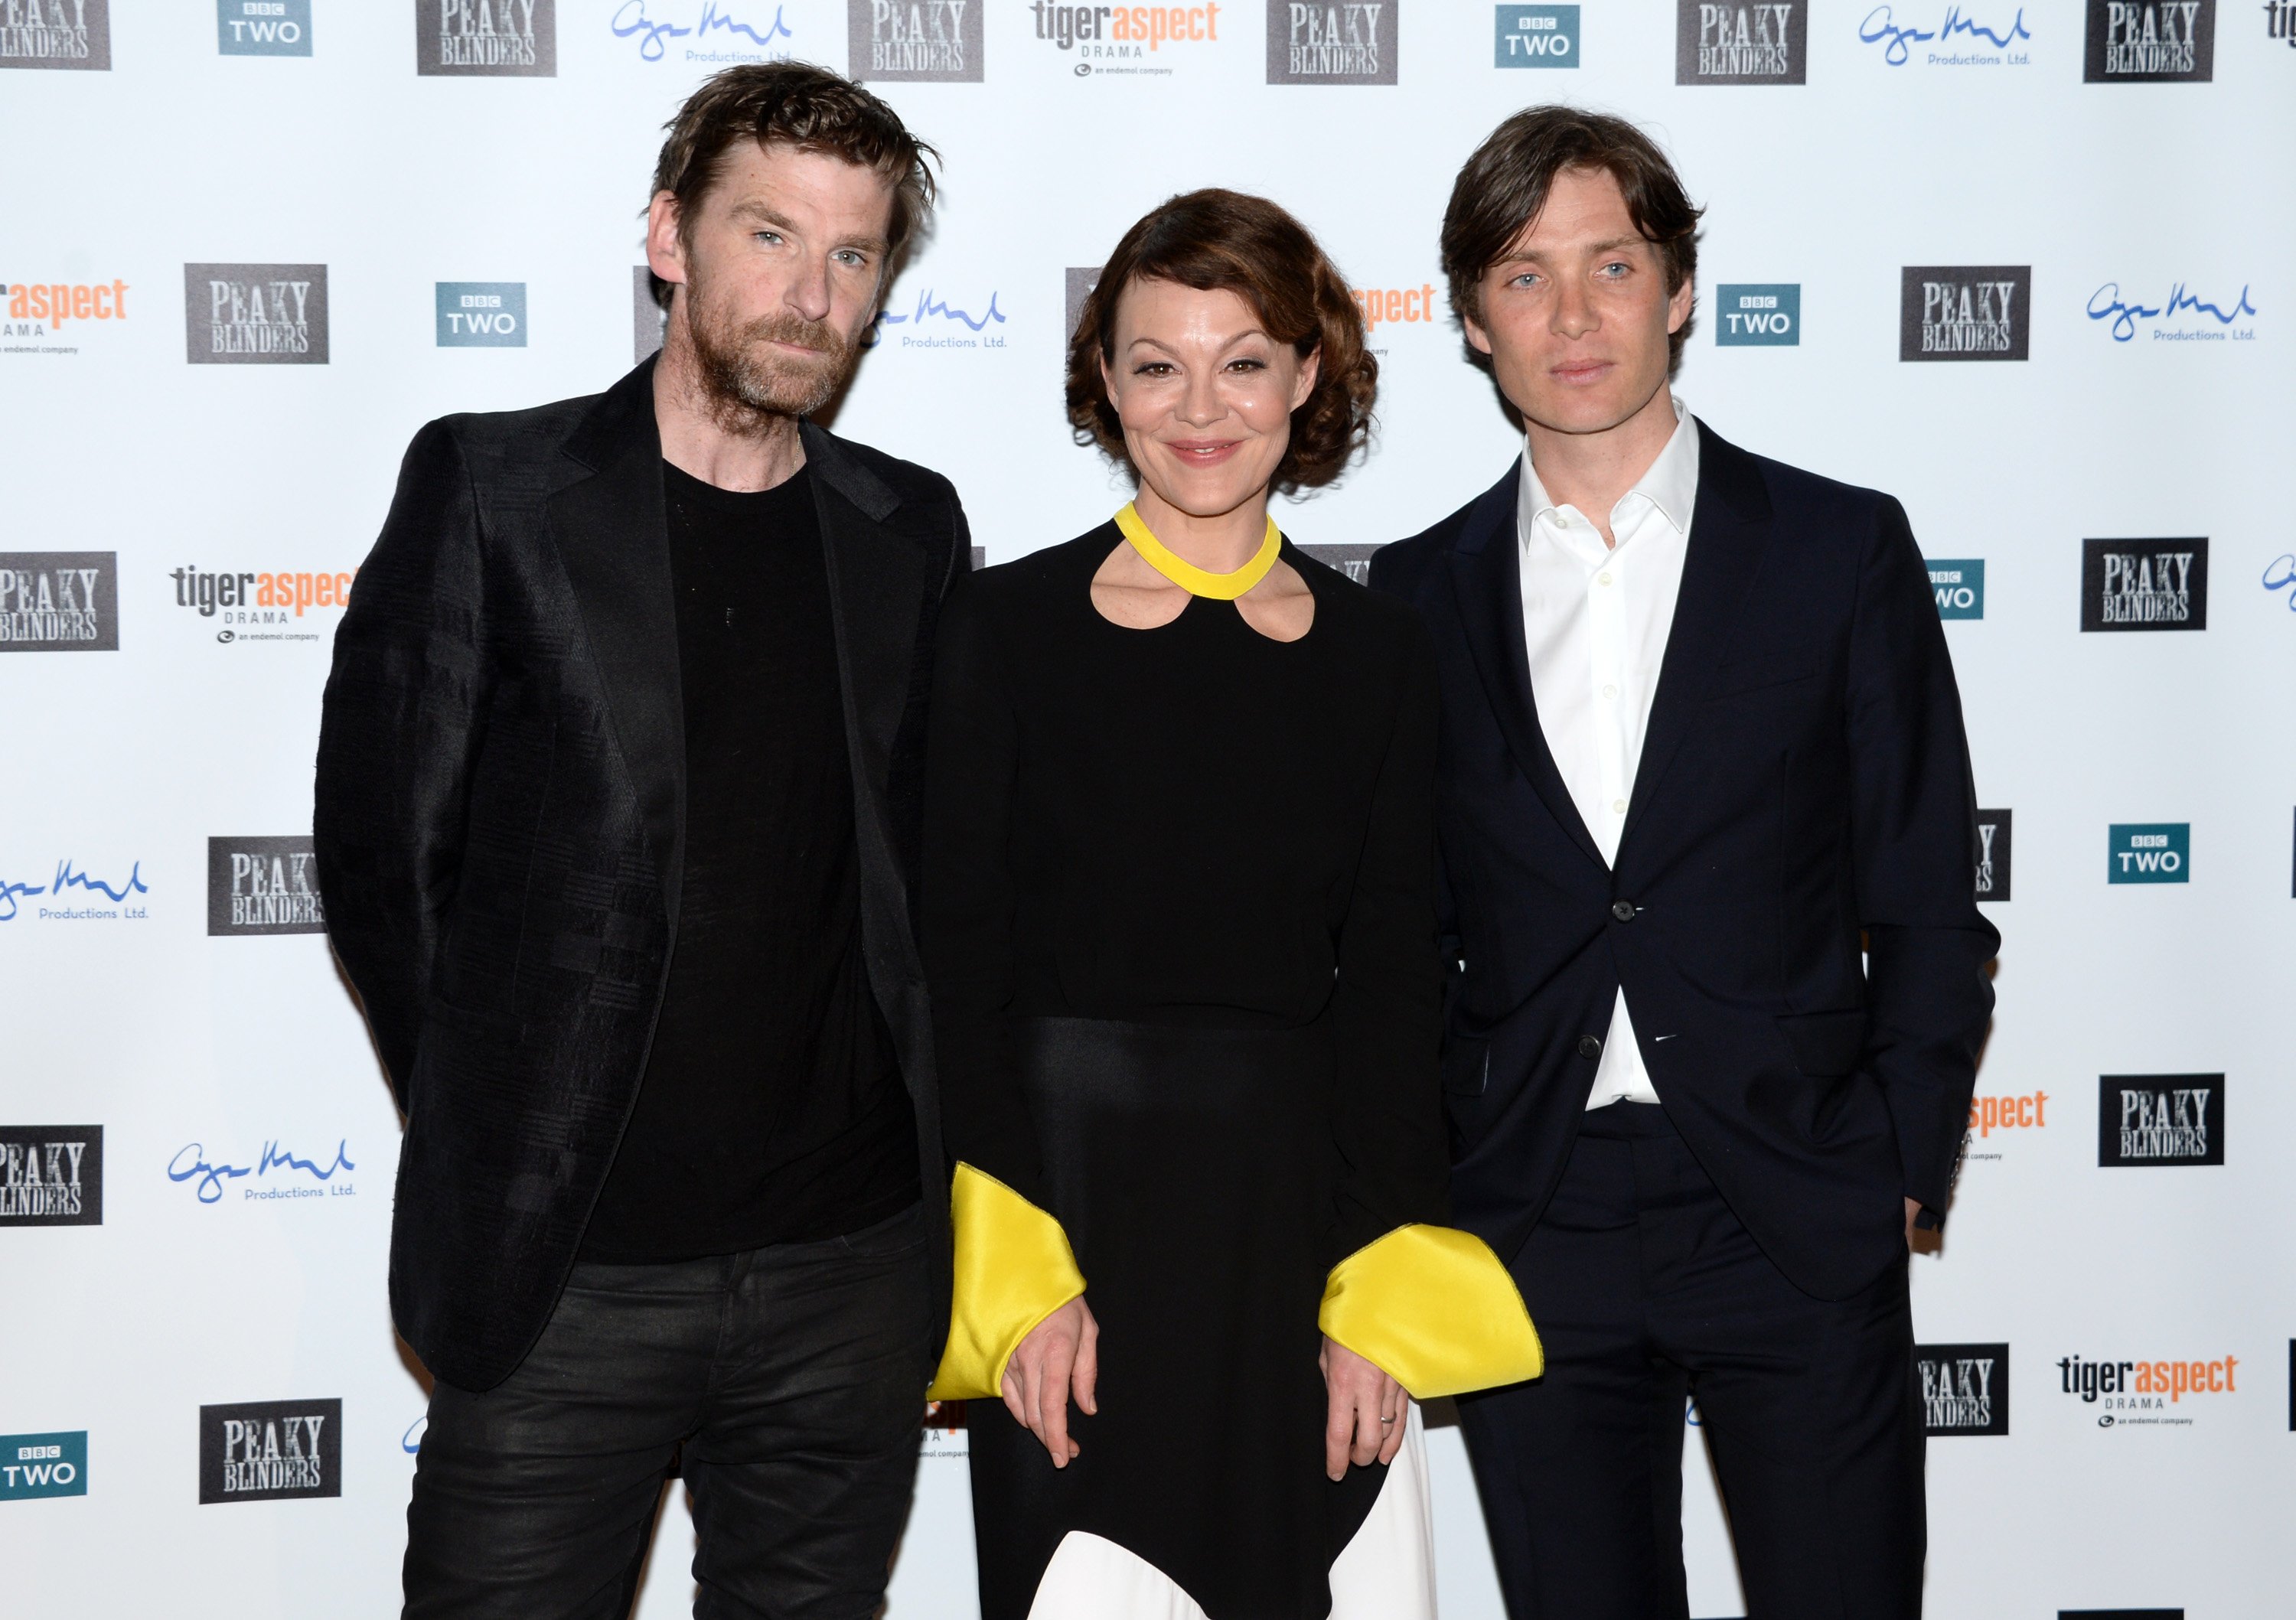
[921,524,1539,1619]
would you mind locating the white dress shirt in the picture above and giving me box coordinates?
[1516,398,1701,1109]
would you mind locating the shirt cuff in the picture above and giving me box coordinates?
[1318,1224,1545,1400]
[928,1163,1086,1401]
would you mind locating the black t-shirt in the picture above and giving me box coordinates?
[579,461,919,1263]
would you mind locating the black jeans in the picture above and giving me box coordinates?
[403,1203,933,1620]
[1457,1103,1923,1620]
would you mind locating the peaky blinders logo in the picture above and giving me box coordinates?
[184,264,328,364]
[2082,537,2206,630]
[0,0,109,69]
[634,266,667,361]
[1975,809,2009,900]
[1900,266,2030,360]
[1296,543,1381,585]
[419,0,554,75]
[851,0,980,80]
[0,1126,102,1226]
[200,1399,341,1503]
[1677,0,1805,83]
[2098,1074,2221,1165]
[1267,1,1397,84]
[0,552,116,650]
[2084,0,2212,79]
[1917,1342,2009,1435]
[1065,266,1101,342]
[207,836,326,936]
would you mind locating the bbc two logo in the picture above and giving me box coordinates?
[1714,283,1797,346]
[1495,6,1577,67]
[0,1433,86,1501]
[218,0,309,55]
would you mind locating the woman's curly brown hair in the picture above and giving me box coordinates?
[1065,189,1377,496]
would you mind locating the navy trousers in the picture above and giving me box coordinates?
[1456,1103,1924,1620]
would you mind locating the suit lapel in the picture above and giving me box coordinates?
[1618,422,1776,852]
[803,420,923,809]
[549,360,685,926]
[1444,462,1607,870]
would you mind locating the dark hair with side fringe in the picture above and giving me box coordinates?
[1065,189,1376,495]
[649,61,938,311]
[1441,106,1703,370]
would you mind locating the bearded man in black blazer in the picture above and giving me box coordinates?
[315,64,966,1618]
[1372,109,1998,1619]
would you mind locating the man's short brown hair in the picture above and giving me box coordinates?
[1441,106,1704,368]
[1065,189,1376,496]
[649,61,938,311]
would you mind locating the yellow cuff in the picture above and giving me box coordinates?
[1319,1224,1544,1400]
[928,1163,1087,1401]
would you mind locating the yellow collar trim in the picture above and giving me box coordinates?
[1114,502,1282,601]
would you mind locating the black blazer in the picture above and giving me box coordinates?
[1371,422,1998,1302]
[314,358,967,1390]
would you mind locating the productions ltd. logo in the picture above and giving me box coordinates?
[0,859,148,923]
[422,0,553,73]
[2086,279,2255,343]
[2082,537,2206,630]
[610,0,786,65]
[218,0,309,54]
[2084,0,2212,79]
[2099,1074,2220,1165]
[0,0,109,69]
[1677,0,1804,83]
[1900,266,2030,360]
[0,1126,102,1226]
[168,1136,357,1204]
[184,264,328,365]
[852,0,979,80]
[867,285,1008,351]
[1267,1,1395,84]
[200,1399,341,1503]
[1857,3,2030,67]
[0,552,116,650]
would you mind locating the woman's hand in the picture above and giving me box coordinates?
[1001,1296,1099,1468]
[1320,1335,1407,1480]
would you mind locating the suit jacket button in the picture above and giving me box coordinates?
[1577,1035,1603,1060]
[1610,900,1637,922]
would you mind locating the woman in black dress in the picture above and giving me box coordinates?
[922,190,1541,1620]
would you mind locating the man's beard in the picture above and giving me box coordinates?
[684,288,862,430]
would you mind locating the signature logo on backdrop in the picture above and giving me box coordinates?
[0,861,148,922]
[612,0,792,62]
[867,288,1008,349]
[2085,281,2255,343]
[2262,554,2296,610]
[1857,5,2029,65]
[168,1139,356,1204]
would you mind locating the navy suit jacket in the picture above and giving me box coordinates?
[1370,421,1998,1301]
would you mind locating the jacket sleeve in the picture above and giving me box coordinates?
[312,419,494,1110]
[919,575,1083,1399]
[1317,619,1542,1400]
[1846,496,2001,1215]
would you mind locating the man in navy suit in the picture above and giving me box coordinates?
[1371,108,1998,1619]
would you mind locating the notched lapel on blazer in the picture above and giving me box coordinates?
[1619,422,1776,852]
[1445,465,1608,870]
[804,421,925,803]
[548,363,686,929]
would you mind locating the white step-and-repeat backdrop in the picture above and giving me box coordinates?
[5,2,2291,1615]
